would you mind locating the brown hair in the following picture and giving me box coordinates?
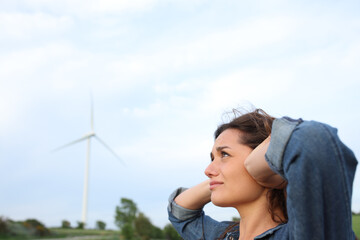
[214,108,287,224]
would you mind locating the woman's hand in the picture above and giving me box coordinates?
[174,179,212,210]
[244,136,286,189]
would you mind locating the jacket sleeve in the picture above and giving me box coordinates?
[167,187,234,240]
[265,117,358,239]
[265,117,302,179]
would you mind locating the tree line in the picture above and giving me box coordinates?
[1,197,181,240]
[0,217,51,238]
[114,197,181,240]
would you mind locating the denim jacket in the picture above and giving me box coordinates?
[168,187,288,239]
[167,117,358,240]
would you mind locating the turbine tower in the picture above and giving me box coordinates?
[53,94,124,226]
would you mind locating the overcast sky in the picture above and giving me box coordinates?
[1,0,359,230]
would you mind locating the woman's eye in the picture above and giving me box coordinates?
[221,151,229,157]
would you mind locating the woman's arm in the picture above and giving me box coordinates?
[174,179,212,210]
[244,136,286,189]
[168,180,234,240]
[271,118,358,239]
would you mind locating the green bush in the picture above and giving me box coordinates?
[0,217,52,238]
[163,224,181,240]
[151,225,164,239]
[61,220,71,229]
[121,223,135,240]
[23,219,50,237]
[0,217,10,237]
[76,221,85,229]
[6,220,30,237]
[96,220,106,230]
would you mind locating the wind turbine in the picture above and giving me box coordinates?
[53,95,124,226]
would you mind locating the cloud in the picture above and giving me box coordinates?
[197,68,293,113]
[339,41,360,70]
[0,0,159,17]
[0,43,73,78]
[0,12,73,40]
[105,16,296,87]
[0,90,23,136]
[89,0,159,14]
[0,43,86,134]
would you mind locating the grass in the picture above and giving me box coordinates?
[49,228,121,239]
[353,215,360,238]
[50,216,360,239]
[1,217,358,239]
[0,228,121,240]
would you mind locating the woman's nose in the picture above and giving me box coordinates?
[204,161,218,178]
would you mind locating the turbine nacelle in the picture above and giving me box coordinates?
[84,132,95,138]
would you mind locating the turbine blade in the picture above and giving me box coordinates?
[90,91,94,132]
[95,136,126,166]
[52,135,90,152]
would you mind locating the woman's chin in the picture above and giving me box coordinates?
[211,194,230,207]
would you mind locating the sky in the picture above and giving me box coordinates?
[0,0,360,230]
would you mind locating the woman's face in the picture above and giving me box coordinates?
[205,128,265,208]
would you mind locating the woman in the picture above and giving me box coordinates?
[167,109,358,239]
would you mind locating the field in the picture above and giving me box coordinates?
[0,217,358,239]
[49,228,121,239]
[49,216,359,239]
[50,218,359,239]
[0,228,121,240]
[353,215,360,238]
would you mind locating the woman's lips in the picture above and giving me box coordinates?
[210,181,223,190]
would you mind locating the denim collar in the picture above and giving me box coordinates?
[223,223,286,240]
[254,223,286,239]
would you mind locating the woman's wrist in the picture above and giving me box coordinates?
[174,179,211,210]
[244,136,271,179]
[244,136,286,188]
